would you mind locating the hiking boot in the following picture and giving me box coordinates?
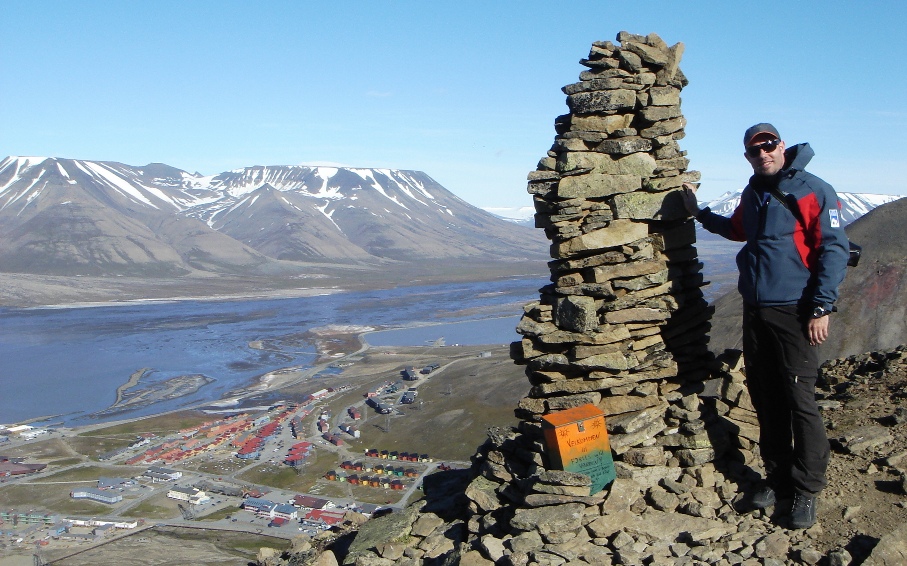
[750,485,776,509]
[790,492,817,529]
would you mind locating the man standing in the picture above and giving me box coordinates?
[681,123,849,529]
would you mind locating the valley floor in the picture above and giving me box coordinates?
[0,259,548,309]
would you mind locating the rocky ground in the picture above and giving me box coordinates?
[811,346,907,562]
[256,346,907,566]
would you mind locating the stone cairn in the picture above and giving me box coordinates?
[510,30,714,469]
[454,31,772,563]
[304,32,820,566]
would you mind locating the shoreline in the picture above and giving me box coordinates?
[0,263,549,310]
[17,286,346,311]
[184,315,516,411]
[47,318,507,433]
[216,326,376,404]
[1,313,519,430]
[360,314,520,346]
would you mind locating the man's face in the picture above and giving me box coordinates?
[744,133,785,176]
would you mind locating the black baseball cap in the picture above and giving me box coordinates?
[743,123,780,146]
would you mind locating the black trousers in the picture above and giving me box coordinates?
[742,304,830,495]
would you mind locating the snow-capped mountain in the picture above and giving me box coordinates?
[701,189,903,226]
[482,206,536,228]
[0,156,546,276]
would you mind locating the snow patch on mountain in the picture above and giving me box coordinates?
[386,169,434,203]
[82,161,166,209]
[386,174,428,206]
[702,191,741,216]
[4,171,49,212]
[0,156,48,193]
[351,169,410,210]
[280,195,303,212]
[185,173,218,191]
[315,201,343,233]
[839,192,901,218]
[399,173,435,200]
[310,168,344,200]
[56,162,71,179]
[483,206,536,222]
[1,156,49,172]
[0,171,48,213]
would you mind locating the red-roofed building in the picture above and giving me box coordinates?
[243,488,268,499]
[300,509,346,530]
[284,454,306,466]
[0,459,46,476]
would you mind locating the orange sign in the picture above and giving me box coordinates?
[541,404,615,494]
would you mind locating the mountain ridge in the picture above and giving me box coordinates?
[0,156,548,278]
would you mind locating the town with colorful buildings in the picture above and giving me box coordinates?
[0,357,469,557]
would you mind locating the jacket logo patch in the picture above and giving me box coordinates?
[829,209,840,228]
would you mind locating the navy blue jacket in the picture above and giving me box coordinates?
[697,143,849,309]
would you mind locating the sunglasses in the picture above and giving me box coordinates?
[746,138,781,157]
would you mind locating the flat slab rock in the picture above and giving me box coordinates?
[586,508,735,542]
[510,502,586,536]
[862,524,907,565]
[835,425,894,454]
[342,505,421,566]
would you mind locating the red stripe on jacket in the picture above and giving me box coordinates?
[794,193,822,270]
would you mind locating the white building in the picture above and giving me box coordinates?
[71,488,122,504]
[143,466,182,482]
[167,486,210,504]
[68,518,139,529]
[20,428,49,440]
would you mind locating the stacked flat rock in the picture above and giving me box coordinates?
[511,31,719,473]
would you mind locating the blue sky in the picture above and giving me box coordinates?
[3,1,905,212]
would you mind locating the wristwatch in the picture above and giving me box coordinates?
[812,304,834,319]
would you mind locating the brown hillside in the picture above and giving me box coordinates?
[823,197,907,357]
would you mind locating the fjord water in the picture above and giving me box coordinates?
[0,278,542,426]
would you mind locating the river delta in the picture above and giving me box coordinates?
[0,277,542,427]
